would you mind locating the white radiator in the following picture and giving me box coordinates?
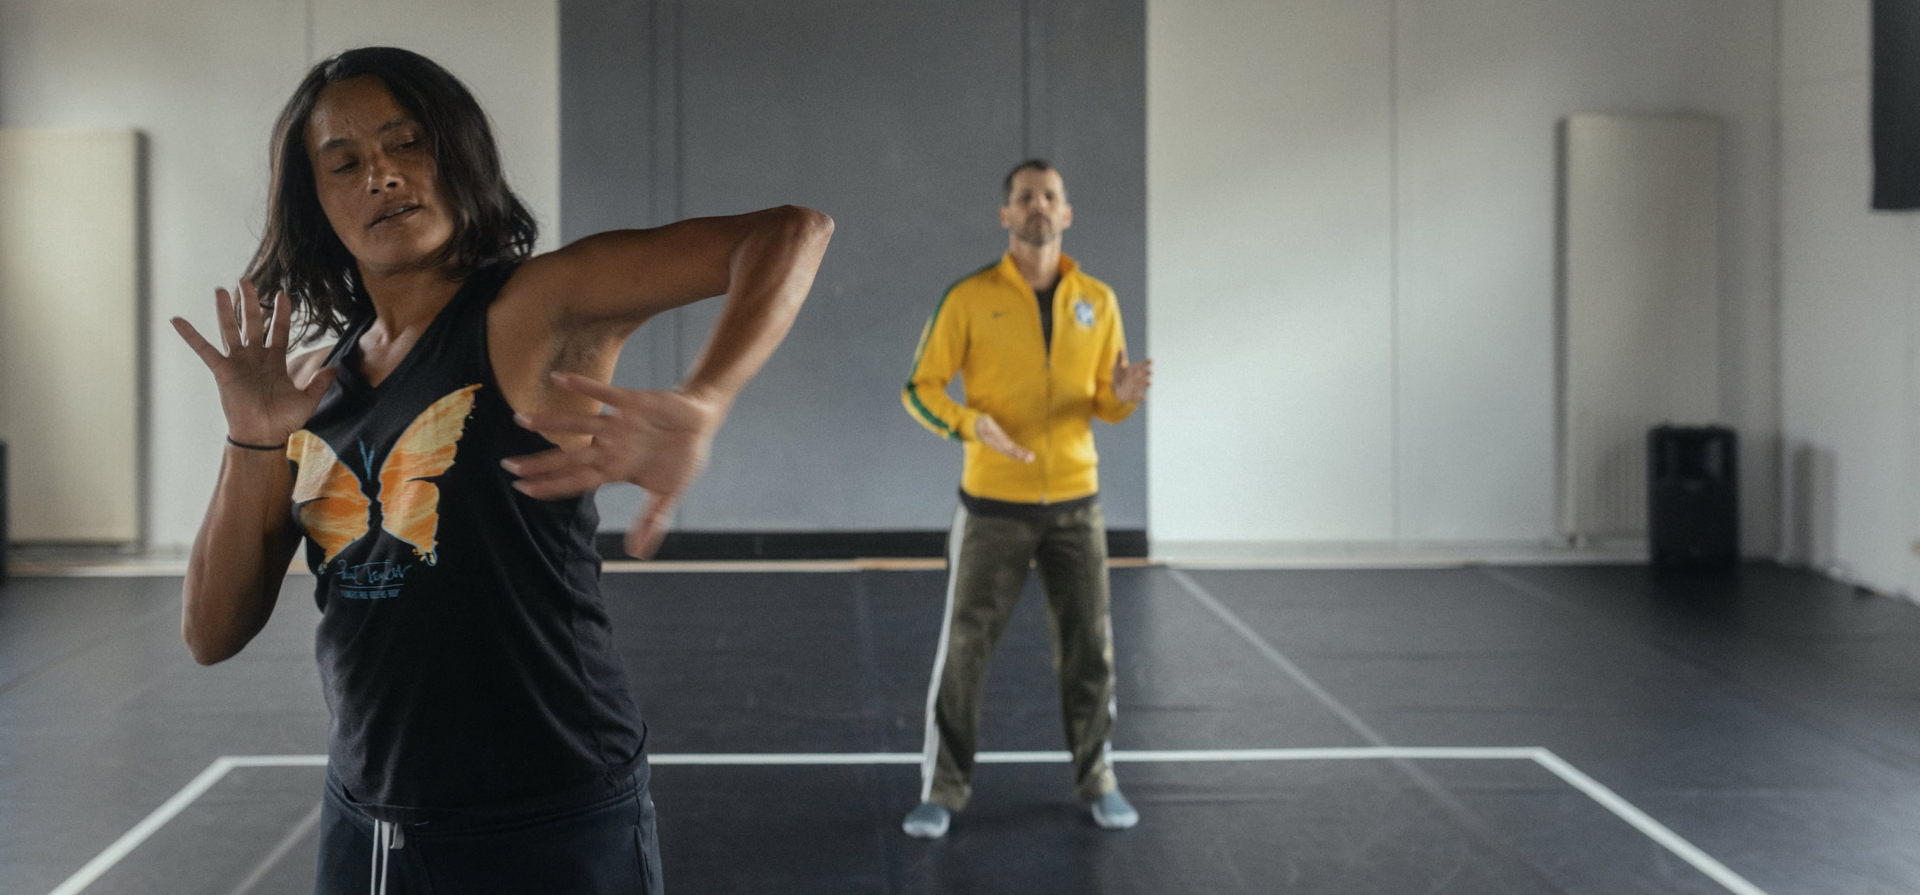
[1560,115,1721,541]
[0,130,142,544]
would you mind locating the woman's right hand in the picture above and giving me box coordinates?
[171,281,338,446]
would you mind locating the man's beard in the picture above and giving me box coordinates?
[1015,217,1056,247]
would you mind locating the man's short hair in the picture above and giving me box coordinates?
[1002,159,1059,204]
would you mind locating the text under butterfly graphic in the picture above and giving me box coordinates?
[288,384,481,597]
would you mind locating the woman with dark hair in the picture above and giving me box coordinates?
[170,47,831,893]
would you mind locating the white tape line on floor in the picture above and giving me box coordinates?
[1161,567,1772,895]
[48,746,1769,895]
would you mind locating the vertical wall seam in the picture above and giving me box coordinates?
[1388,0,1403,541]
[1138,0,1150,534]
[135,134,153,548]
[646,0,657,230]
[659,0,685,382]
[1025,0,1049,161]
[672,0,684,224]
[1908,227,1918,595]
[1772,0,1788,560]
[672,0,685,381]
[551,0,563,244]
[1021,0,1032,156]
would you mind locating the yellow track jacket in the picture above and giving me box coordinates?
[903,253,1136,504]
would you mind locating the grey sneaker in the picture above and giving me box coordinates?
[1090,788,1139,829]
[902,802,951,839]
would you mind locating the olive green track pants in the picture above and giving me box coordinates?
[919,501,1118,810]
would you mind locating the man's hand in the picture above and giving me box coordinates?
[1113,348,1153,404]
[502,372,725,558]
[974,415,1035,463]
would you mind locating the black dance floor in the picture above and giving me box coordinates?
[4,563,1920,894]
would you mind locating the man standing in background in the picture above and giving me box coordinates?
[900,159,1153,839]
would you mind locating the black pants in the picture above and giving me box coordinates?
[316,764,664,895]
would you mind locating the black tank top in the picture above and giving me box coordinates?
[289,263,645,822]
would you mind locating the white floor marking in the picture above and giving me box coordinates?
[1530,736,1769,895]
[1111,747,1545,762]
[1165,566,1772,895]
[49,747,1770,895]
[652,752,922,765]
[6,556,1162,578]
[1167,568,1396,748]
[221,800,323,895]
[44,567,1770,895]
[224,755,331,768]
[43,756,240,895]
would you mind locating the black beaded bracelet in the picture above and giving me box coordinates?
[226,435,287,451]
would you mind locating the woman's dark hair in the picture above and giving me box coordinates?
[246,46,537,342]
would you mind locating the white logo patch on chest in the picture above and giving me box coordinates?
[1073,300,1095,328]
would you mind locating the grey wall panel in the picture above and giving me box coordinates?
[559,0,649,241]
[559,0,682,397]
[672,0,1023,530]
[561,0,1147,532]
[1032,0,1148,526]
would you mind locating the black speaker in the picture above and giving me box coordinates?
[1875,0,1920,209]
[1648,426,1739,570]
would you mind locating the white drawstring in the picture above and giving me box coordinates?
[369,819,404,894]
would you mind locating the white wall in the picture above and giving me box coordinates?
[1779,0,1920,597]
[1146,1,1396,542]
[0,0,559,551]
[1148,0,1782,555]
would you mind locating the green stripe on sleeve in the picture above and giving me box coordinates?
[903,263,995,441]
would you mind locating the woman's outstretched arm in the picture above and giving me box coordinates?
[170,283,338,664]
[497,206,834,557]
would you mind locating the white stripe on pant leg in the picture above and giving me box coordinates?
[918,504,968,803]
[1102,689,1118,791]
[1105,591,1118,787]
[373,820,400,895]
[1096,581,1118,793]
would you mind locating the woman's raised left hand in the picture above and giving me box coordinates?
[501,372,725,558]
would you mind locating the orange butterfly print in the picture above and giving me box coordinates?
[287,384,481,566]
